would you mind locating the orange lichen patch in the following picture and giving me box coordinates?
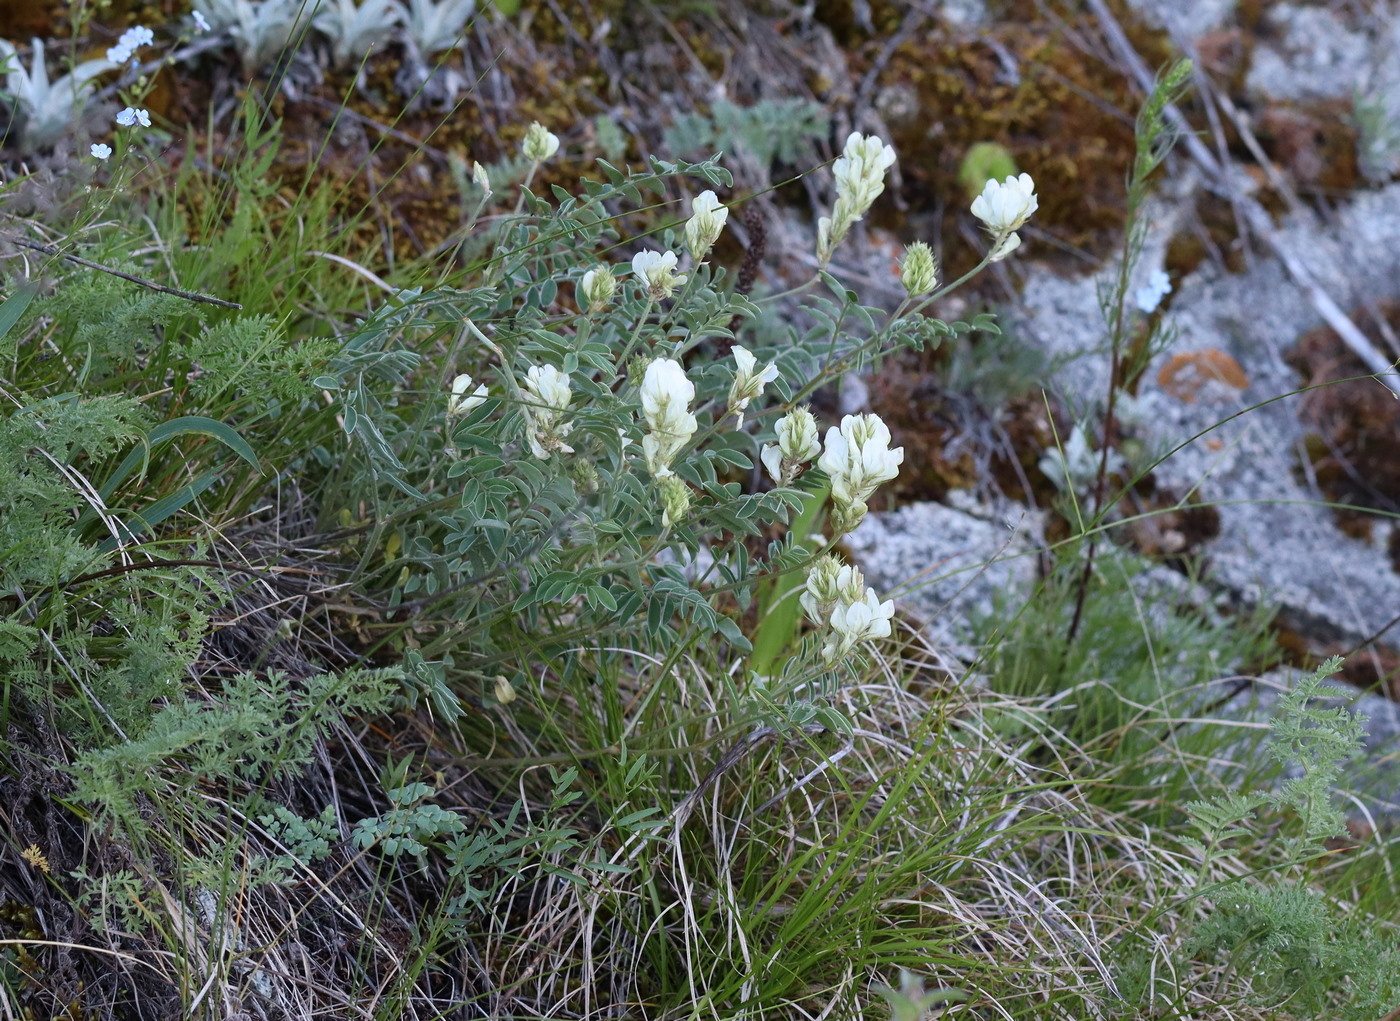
[1285,304,1400,539]
[1156,349,1250,403]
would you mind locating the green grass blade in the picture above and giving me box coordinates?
[0,281,37,342]
[100,415,263,501]
[748,486,826,676]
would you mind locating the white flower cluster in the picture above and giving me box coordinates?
[970,172,1038,262]
[760,408,821,487]
[632,250,686,301]
[801,556,895,663]
[639,358,697,479]
[817,132,896,266]
[817,413,904,534]
[521,364,573,459]
[522,121,559,164]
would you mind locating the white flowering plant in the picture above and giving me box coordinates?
[305,141,1010,728]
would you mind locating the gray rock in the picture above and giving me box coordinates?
[1121,0,1235,41]
[1245,5,1375,103]
[1009,182,1400,651]
[846,497,1042,657]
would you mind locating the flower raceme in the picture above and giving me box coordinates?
[761,406,821,486]
[970,173,1038,262]
[800,555,863,627]
[685,190,729,261]
[579,266,616,311]
[521,364,573,459]
[900,241,938,297]
[726,346,778,428]
[817,413,903,534]
[801,556,895,663]
[522,121,559,163]
[632,250,687,300]
[639,358,697,479]
[817,132,896,266]
[823,586,895,663]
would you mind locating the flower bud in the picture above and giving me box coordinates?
[685,190,729,261]
[800,554,849,626]
[988,232,1021,262]
[899,241,938,296]
[579,266,616,311]
[659,475,692,527]
[494,676,517,704]
[522,121,559,163]
[472,161,492,197]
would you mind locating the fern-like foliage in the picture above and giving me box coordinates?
[1179,657,1400,1019]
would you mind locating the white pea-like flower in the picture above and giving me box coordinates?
[522,121,559,163]
[472,161,491,197]
[115,107,151,128]
[760,406,822,485]
[817,132,897,266]
[899,241,938,296]
[579,266,616,311]
[521,364,573,459]
[192,10,212,32]
[970,173,1038,236]
[988,232,1021,262]
[632,249,687,300]
[447,373,488,417]
[727,345,778,428]
[822,586,895,662]
[685,190,729,261]
[639,357,697,478]
[90,142,112,160]
[817,413,903,534]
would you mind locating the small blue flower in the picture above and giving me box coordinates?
[1134,269,1173,314]
[115,107,151,128]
